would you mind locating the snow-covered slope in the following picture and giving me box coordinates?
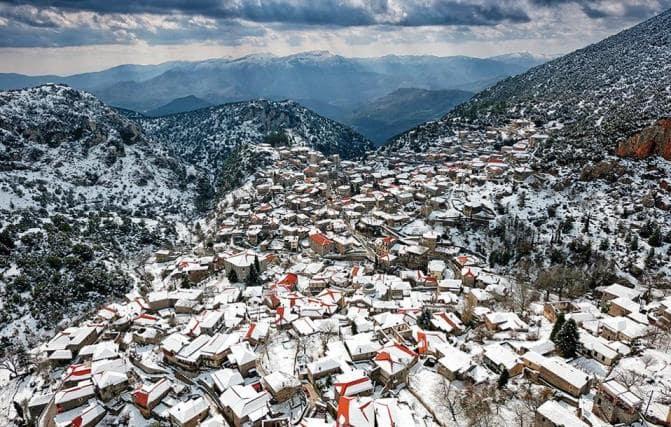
[138,99,373,185]
[389,8,671,161]
[0,84,202,334]
[0,84,201,215]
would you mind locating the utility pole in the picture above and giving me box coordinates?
[644,390,654,421]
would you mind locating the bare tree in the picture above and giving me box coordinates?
[647,325,671,352]
[293,335,308,374]
[462,296,475,325]
[657,381,671,405]
[614,369,647,392]
[461,384,496,427]
[436,378,462,423]
[511,260,538,315]
[0,344,28,379]
[318,321,339,353]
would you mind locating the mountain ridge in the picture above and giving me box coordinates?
[387,8,671,164]
[343,87,473,145]
[137,98,374,190]
[0,83,204,331]
[146,95,213,117]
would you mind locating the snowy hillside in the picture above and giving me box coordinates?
[0,84,202,215]
[0,84,202,336]
[380,9,671,288]
[138,99,373,186]
[389,8,671,160]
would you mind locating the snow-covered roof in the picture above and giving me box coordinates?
[54,380,95,405]
[601,379,642,409]
[437,346,472,373]
[336,396,375,427]
[263,371,300,392]
[344,333,381,356]
[334,370,374,397]
[169,397,209,424]
[219,384,270,419]
[211,368,244,392]
[484,343,520,371]
[537,400,588,427]
[601,283,640,300]
[373,344,417,375]
[601,316,647,339]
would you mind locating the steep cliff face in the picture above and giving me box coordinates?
[617,118,671,160]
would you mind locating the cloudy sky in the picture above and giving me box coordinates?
[0,0,669,75]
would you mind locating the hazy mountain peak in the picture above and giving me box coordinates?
[145,94,212,117]
[286,50,336,58]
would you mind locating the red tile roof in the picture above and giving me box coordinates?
[310,233,333,247]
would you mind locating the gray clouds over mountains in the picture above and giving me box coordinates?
[1,0,670,47]
[0,0,669,75]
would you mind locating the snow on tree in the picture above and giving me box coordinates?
[556,318,579,358]
[550,312,565,343]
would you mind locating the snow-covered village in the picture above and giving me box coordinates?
[3,115,671,427]
[3,5,671,427]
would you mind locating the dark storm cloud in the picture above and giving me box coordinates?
[0,0,669,48]
[0,0,531,27]
[529,0,671,19]
[0,6,266,48]
[398,2,531,26]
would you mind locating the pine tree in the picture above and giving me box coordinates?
[645,248,656,268]
[254,255,261,273]
[550,312,565,343]
[418,308,431,329]
[246,263,260,287]
[649,227,663,247]
[556,318,579,358]
[227,268,238,283]
[497,369,509,389]
[639,220,654,238]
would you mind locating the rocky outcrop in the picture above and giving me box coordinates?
[616,118,671,160]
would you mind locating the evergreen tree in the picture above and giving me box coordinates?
[497,369,509,389]
[418,308,431,329]
[550,312,565,343]
[254,255,261,273]
[649,227,663,247]
[599,239,609,251]
[645,248,656,268]
[556,319,579,358]
[227,268,238,283]
[246,263,260,287]
[639,220,654,238]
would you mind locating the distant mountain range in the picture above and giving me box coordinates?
[146,95,212,117]
[0,51,550,141]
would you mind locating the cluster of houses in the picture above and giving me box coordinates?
[19,127,671,427]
